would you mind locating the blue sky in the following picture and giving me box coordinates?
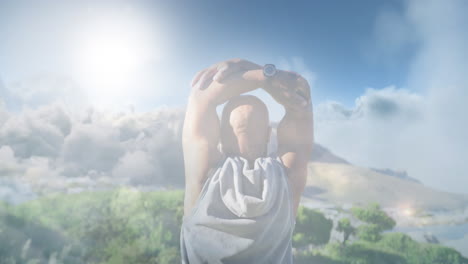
[157,0,413,104]
[0,0,414,110]
[1,0,468,193]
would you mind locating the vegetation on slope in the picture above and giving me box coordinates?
[0,188,467,264]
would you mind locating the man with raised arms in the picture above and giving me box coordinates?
[181,58,313,264]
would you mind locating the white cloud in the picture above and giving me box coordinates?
[0,1,466,199]
[112,150,162,185]
[6,74,86,109]
[315,87,425,173]
[62,122,124,175]
[0,101,185,202]
[366,5,418,65]
[315,0,468,194]
[0,103,69,158]
[0,99,9,127]
[0,146,21,175]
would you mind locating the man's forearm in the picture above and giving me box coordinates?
[269,68,313,154]
[284,103,313,121]
[277,106,314,154]
[192,69,266,107]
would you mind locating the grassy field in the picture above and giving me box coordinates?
[1,188,466,264]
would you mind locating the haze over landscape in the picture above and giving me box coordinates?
[1,0,467,194]
[0,0,468,262]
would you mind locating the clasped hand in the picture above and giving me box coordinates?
[191,58,311,111]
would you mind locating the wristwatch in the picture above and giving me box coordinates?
[263,64,277,78]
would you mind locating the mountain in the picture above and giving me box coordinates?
[310,143,349,164]
[303,162,468,211]
[306,143,468,211]
[370,168,421,184]
[311,144,420,183]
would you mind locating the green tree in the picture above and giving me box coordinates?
[355,224,383,242]
[0,204,84,263]
[5,190,468,264]
[336,218,355,245]
[323,241,407,264]
[293,206,333,248]
[10,188,184,264]
[376,233,468,264]
[351,203,395,242]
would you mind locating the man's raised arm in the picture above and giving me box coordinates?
[263,71,314,217]
[182,59,265,216]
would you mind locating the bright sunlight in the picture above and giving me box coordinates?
[73,8,159,106]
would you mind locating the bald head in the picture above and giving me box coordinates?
[220,95,271,162]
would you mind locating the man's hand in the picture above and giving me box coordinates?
[263,70,311,112]
[189,59,266,106]
[191,58,262,91]
[191,59,311,112]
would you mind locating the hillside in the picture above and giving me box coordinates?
[310,143,350,164]
[304,162,468,211]
[1,189,467,264]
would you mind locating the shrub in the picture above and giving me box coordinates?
[293,206,333,248]
[351,203,395,242]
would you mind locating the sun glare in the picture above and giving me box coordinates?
[82,31,142,83]
[403,208,414,216]
[73,9,159,106]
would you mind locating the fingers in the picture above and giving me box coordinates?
[191,62,229,90]
[295,87,309,102]
[294,93,309,107]
[191,58,262,90]
[284,89,308,107]
[268,82,308,109]
[212,63,230,82]
[190,70,204,88]
[190,60,225,89]
[194,67,217,90]
[296,76,311,101]
[213,59,261,82]
[279,70,311,101]
[213,65,245,83]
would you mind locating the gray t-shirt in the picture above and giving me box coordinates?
[180,155,296,264]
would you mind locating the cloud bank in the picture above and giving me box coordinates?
[0,102,185,202]
[1,0,467,201]
[315,0,468,194]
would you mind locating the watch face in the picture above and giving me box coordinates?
[263,64,276,77]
